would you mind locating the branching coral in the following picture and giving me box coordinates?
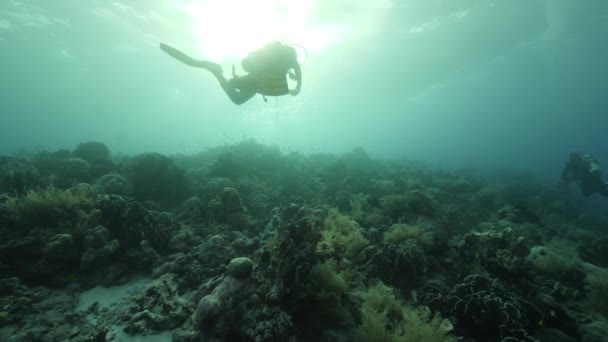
[421,274,541,341]
[454,228,531,278]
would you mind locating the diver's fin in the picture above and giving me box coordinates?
[160,42,224,75]
[160,43,200,67]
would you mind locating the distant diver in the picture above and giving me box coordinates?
[561,152,608,196]
[160,41,302,105]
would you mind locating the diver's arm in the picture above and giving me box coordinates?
[289,62,302,96]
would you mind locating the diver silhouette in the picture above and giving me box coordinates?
[561,152,608,196]
[160,41,302,105]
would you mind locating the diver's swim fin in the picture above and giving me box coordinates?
[160,42,222,74]
[160,43,199,67]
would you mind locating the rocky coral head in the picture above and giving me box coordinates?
[72,141,111,163]
[226,257,253,278]
[124,152,189,208]
[193,275,256,336]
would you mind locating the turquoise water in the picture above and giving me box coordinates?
[3,2,608,341]
[1,0,607,178]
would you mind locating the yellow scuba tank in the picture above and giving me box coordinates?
[256,73,289,96]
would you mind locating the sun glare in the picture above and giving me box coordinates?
[185,0,324,62]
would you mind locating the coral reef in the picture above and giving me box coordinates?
[0,140,606,341]
[122,152,189,208]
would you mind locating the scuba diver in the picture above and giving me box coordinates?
[561,152,608,196]
[160,41,302,105]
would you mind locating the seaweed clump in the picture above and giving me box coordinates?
[0,184,97,284]
[384,222,435,252]
[381,190,435,222]
[8,184,94,230]
[586,269,608,316]
[322,209,369,260]
[355,282,454,342]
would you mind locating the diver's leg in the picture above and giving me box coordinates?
[206,71,255,105]
[215,75,256,105]
[160,43,222,74]
[161,43,254,104]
